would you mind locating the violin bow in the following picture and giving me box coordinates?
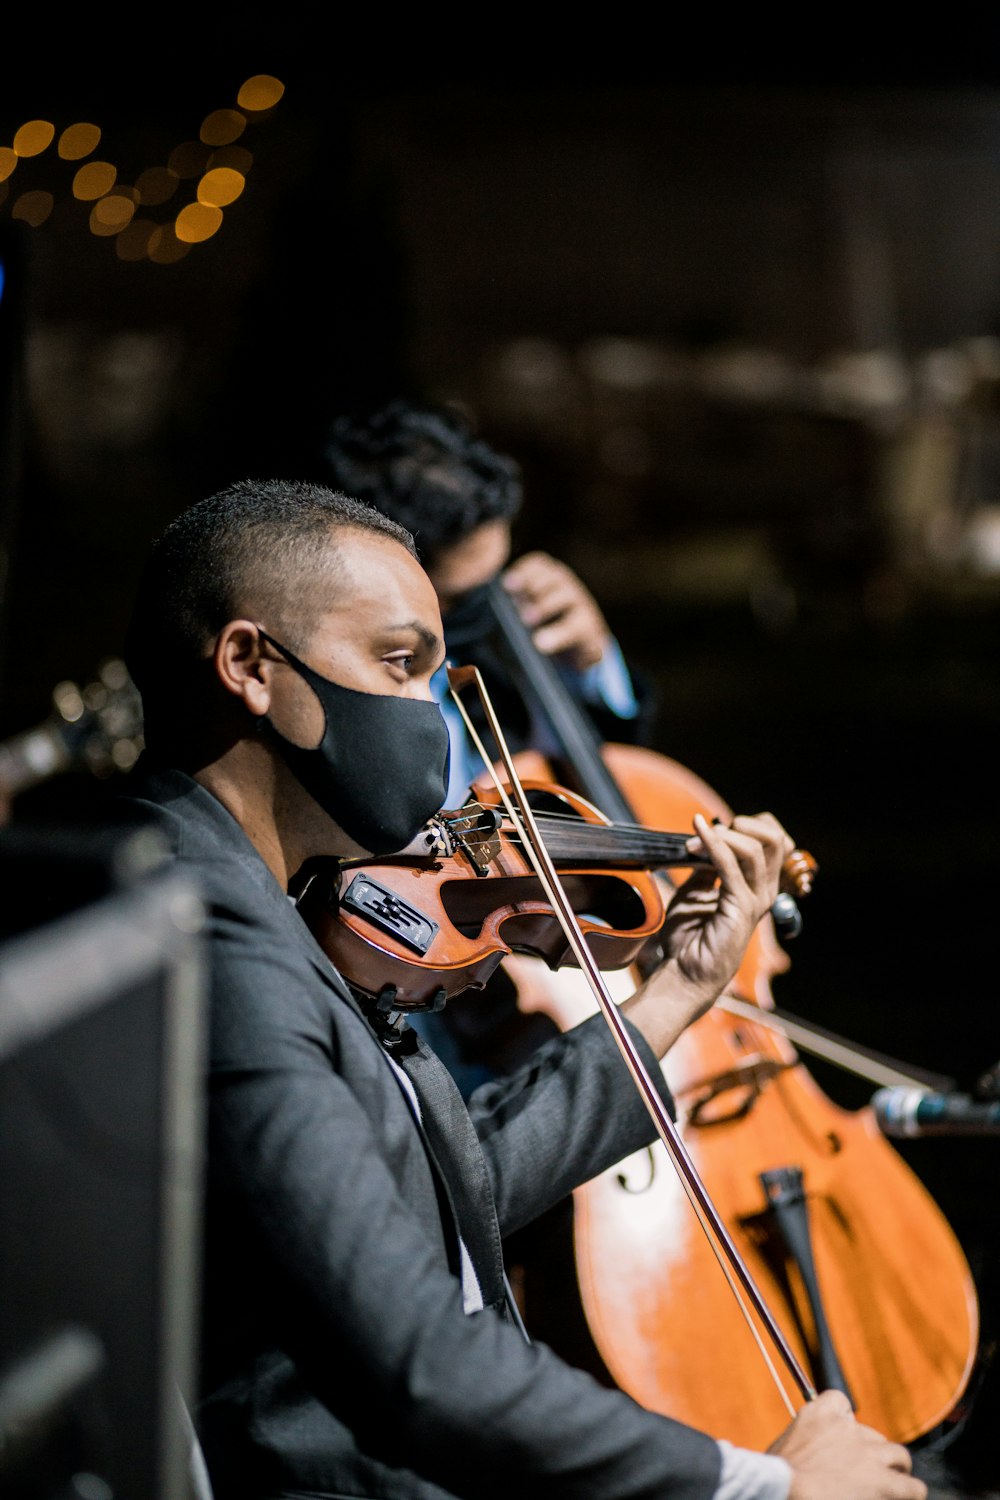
[447,663,816,1415]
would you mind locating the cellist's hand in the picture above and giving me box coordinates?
[621,810,792,1057]
[771,1390,927,1500]
[501,551,612,671]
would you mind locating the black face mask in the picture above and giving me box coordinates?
[257,629,451,856]
[440,580,499,654]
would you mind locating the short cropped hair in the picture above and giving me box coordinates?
[323,400,522,563]
[125,477,416,747]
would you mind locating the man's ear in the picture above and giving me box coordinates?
[213,621,273,718]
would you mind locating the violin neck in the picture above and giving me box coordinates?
[533,815,698,871]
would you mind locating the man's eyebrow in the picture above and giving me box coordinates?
[387,620,443,655]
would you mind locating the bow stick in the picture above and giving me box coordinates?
[447,662,816,1415]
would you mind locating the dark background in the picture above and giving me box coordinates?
[2,13,999,1491]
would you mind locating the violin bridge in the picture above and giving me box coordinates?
[441,801,503,877]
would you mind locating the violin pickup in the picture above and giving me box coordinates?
[341,875,439,955]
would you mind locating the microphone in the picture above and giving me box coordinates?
[872,1086,1000,1138]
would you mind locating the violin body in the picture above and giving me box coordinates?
[299,779,667,1011]
[498,744,980,1448]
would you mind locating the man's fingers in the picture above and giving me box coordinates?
[730,811,795,862]
[520,580,583,628]
[501,550,565,599]
[690,813,766,894]
[887,1444,915,1474]
[804,1388,854,1420]
[501,552,610,667]
[504,554,602,615]
[690,812,793,888]
[534,605,606,660]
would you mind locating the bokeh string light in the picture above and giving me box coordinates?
[0,73,284,264]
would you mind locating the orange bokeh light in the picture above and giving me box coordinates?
[12,190,54,226]
[59,123,101,160]
[237,75,284,112]
[175,201,223,243]
[200,109,246,147]
[91,194,137,234]
[73,161,118,200]
[198,168,245,208]
[13,120,55,157]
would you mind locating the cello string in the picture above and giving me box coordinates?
[447,664,812,1413]
[645,870,936,1093]
[715,995,949,1092]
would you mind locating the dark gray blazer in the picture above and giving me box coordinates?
[121,766,723,1500]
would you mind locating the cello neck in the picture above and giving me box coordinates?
[485,578,637,824]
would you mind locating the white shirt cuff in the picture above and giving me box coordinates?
[714,1440,792,1500]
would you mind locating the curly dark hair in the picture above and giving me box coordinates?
[323,400,523,564]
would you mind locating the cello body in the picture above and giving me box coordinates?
[486,743,979,1449]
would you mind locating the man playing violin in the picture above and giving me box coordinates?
[120,476,924,1500]
[323,398,645,1092]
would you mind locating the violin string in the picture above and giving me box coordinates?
[458,840,692,864]
[449,810,654,834]
[460,835,696,867]
[469,818,692,846]
[448,666,815,1411]
[452,804,696,836]
[455,815,697,861]
[456,839,693,862]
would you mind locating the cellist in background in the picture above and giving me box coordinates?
[323,397,650,1092]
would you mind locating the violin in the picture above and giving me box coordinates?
[297,776,817,1013]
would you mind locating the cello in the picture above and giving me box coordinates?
[460,578,979,1450]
